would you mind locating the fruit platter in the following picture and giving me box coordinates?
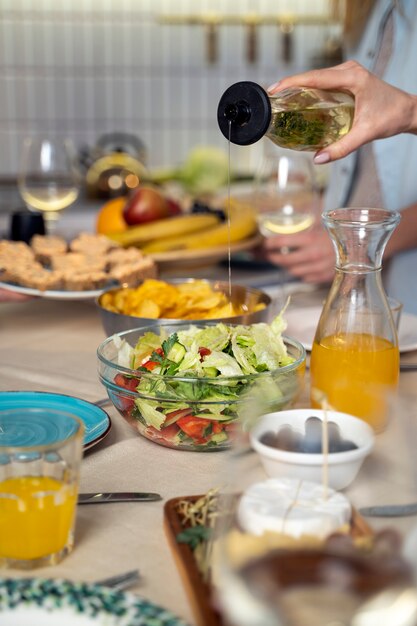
[95,186,261,266]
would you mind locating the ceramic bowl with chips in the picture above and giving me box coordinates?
[96,278,272,336]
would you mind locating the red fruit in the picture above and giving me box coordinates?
[123,187,170,225]
[177,416,211,439]
[166,197,182,216]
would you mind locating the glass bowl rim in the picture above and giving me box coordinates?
[97,323,306,386]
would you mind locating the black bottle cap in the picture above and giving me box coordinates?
[10,209,45,244]
[217,81,272,146]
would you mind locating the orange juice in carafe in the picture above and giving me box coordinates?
[309,207,401,432]
[311,332,399,431]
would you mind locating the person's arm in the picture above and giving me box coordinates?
[260,201,417,284]
[384,203,417,259]
[0,289,33,302]
[260,226,335,284]
[268,61,417,164]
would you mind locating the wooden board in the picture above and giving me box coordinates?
[164,496,224,626]
[164,495,374,626]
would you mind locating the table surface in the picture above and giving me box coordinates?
[1,288,417,625]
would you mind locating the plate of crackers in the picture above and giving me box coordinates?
[0,233,157,300]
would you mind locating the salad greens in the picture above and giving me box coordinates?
[112,310,303,450]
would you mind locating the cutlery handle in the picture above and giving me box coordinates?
[78,492,161,504]
[359,503,417,517]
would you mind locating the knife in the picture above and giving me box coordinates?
[359,503,417,517]
[78,492,162,504]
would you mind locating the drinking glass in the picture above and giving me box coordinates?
[254,148,321,244]
[213,392,417,626]
[0,407,84,569]
[18,137,80,234]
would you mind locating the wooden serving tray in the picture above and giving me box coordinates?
[164,495,223,626]
[164,495,374,626]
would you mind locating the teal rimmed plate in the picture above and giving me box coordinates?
[0,391,111,451]
[0,578,188,625]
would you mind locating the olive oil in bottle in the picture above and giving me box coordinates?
[217,81,354,151]
[268,88,354,151]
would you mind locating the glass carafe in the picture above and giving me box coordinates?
[310,207,400,433]
[217,81,354,150]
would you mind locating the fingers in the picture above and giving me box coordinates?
[313,129,370,163]
[263,231,316,251]
[267,62,362,94]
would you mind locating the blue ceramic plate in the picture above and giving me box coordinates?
[0,391,111,450]
[0,578,188,625]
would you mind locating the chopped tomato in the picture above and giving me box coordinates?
[155,347,164,356]
[142,360,159,371]
[198,347,211,361]
[164,408,194,425]
[160,423,180,439]
[114,374,138,411]
[114,373,138,392]
[212,421,224,434]
[146,424,179,441]
[177,415,211,439]
[193,436,210,445]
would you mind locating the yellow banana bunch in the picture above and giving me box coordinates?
[107,213,220,247]
[141,198,257,253]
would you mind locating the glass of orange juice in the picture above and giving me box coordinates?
[0,407,84,569]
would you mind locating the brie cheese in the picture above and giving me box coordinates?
[237,477,351,540]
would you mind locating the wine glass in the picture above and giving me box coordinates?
[254,147,321,244]
[18,137,80,234]
[212,391,417,626]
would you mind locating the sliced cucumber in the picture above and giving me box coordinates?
[167,342,186,363]
[211,432,228,444]
[202,366,218,378]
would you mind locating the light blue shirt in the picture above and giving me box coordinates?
[324,0,417,313]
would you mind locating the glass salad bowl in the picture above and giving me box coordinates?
[96,320,306,452]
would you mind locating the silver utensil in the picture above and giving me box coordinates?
[400,363,417,372]
[94,397,111,407]
[78,492,162,504]
[95,569,140,591]
[359,503,417,517]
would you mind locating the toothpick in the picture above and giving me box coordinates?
[321,396,329,500]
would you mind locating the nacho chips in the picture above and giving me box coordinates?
[100,279,265,320]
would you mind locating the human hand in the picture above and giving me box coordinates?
[268,61,417,163]
[259,227,335,284]
[0,288,34,302]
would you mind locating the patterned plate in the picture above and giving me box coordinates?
[0,578,188,625]
[0,391,111,451]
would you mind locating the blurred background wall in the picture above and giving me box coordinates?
[0,0,343,177]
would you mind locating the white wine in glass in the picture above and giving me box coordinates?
[18,137,80,233]
[255,150,321,240]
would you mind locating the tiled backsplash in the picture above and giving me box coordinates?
[0,0,341,176]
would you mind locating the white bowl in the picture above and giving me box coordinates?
[250,409,374,490]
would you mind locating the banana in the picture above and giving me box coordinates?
[141,198,257,253]
[107,213,220,247]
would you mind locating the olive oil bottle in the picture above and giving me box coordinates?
[217,81,354,151]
